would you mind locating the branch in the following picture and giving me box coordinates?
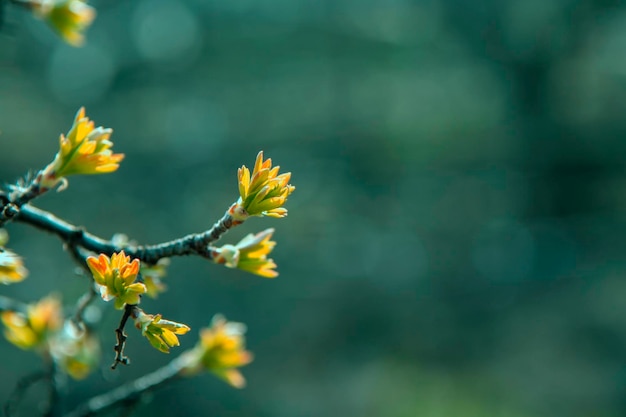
[111,305,135,369]
[15,204,235,263]
[65,243,92,273]
[65,244,99,331]
[63,355,188,417]
[130,211,234,263]
[71,286,97,331]
[14,205,118,254]
[0,202,20,225]
[12,183,43,206]
[0,178,45,226]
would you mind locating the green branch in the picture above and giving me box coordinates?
[14,204,234,264]
[63,355,188,417]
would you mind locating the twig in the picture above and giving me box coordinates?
[65,244,98,332]
[63,355,188,417]
[14,205,118,255]
[16,204,235,263]
[12,182,42,207]
[131,211,234,263]
[71,287,97,331]
[0,180,43,226]
[111,305,135,369]
[65,244,91,273]
[0,203,20,226]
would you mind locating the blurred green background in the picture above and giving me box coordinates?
[1,0,626,416]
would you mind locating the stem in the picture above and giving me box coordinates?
[13,182,43,206]
[15,205,118,255]
[65,244,91,273]
[16,204,236,263]
[0,179,45,226]
[72,287,97,331]
[66,245,98,331]
[111,305,135,369]
[63,356,188,417]
[130,211,234,263]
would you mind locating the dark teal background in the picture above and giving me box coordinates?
[1,0,626,416]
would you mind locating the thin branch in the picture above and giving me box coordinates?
[16,204,235,263]
[15,205,118,255]
[0,178,44,226]
[111,305,136,369]
[71,287,97,331]
[63,355,188,417]
[0,203,20,226]
[130,211,234,263]
[65,243,91,273]
[12,182,42,207]
[65,244,99,332]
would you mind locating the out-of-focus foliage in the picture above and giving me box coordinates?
[31,0,95,46]
[1,0,626,416]
[2,295,62,350]
[180,314,253,389]
[0,248,28,284]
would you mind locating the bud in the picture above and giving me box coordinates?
[86,251,146,309]
[38,108,124,191]
[232,151,295,221]
[135,310,190,353]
